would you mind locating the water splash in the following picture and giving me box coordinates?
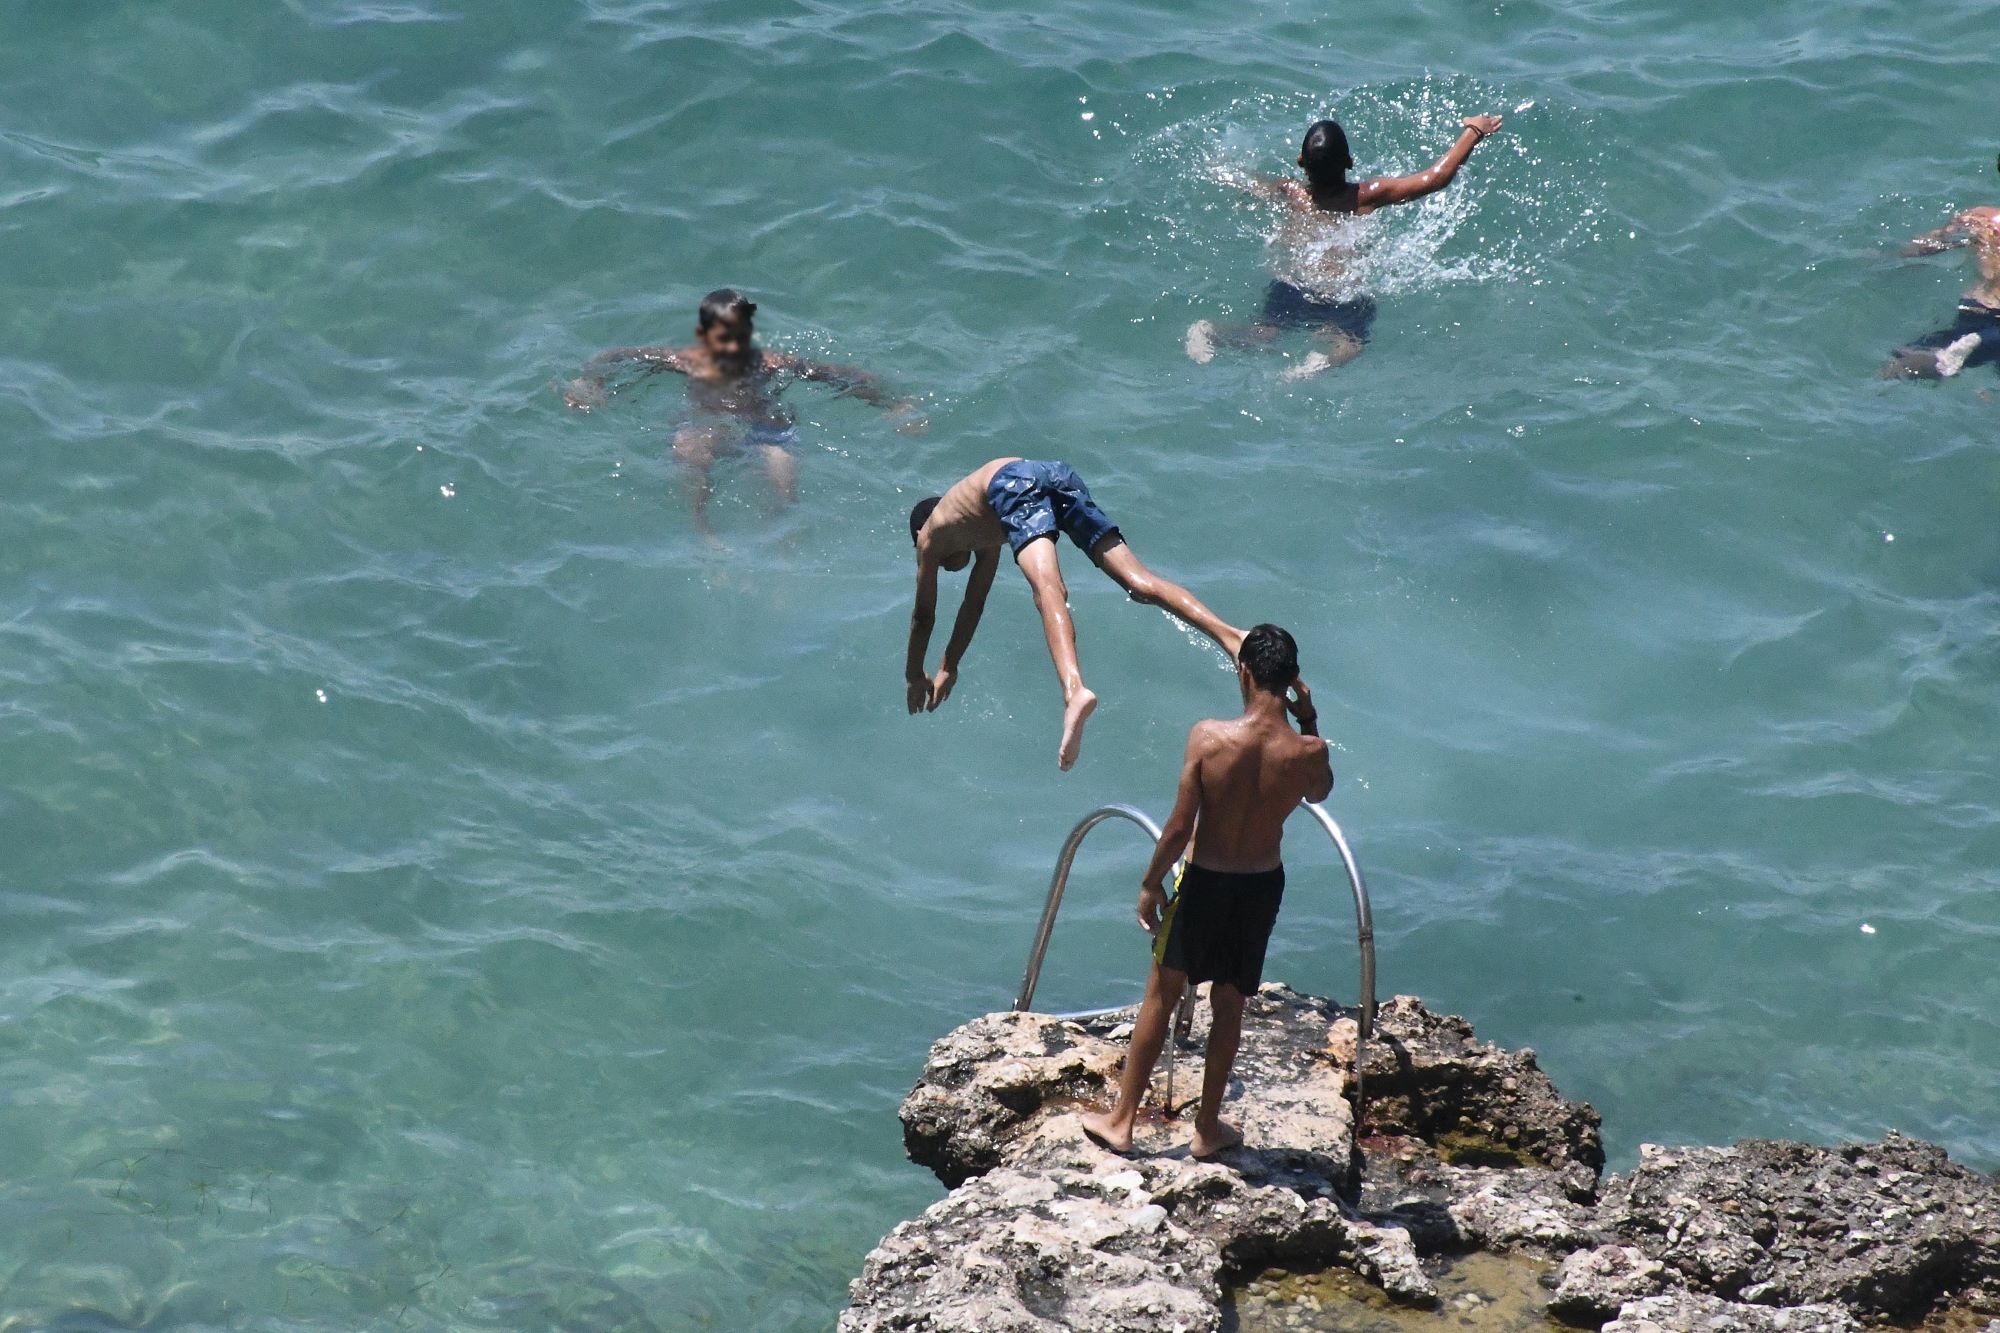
[1121,76,1605,307]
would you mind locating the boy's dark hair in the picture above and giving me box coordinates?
[697,288,756,330]
[1300,119,1354,188]
[1238,623,1300,694]
[909,496,941,545]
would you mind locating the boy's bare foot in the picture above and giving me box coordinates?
[1189,1118,1244,1160]
[1058,687,1098,771]
[1185,320,1217,364]
[1079,1108,1134,1155]
[1278,350,1333,382]
[1936,332,1982,378]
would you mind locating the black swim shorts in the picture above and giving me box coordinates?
[1153,863,1285,995]
[1263,280,1378,343]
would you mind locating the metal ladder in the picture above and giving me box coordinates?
[1012,801,1376,1117]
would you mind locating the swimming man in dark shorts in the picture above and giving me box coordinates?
[563,289,922,541]
[1188,113,1504,379]
[1081,624,1332,1159]
[905,458,1246,770]
[1883,160,2000,380]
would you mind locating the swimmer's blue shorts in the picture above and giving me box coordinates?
[1263,280,1378,342]
[744,421,801,448]
[985,460,1122,559]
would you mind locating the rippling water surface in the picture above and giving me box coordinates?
[5,1,1999,1328]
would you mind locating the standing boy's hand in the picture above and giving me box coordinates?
[906,674,933,714]
[1137,881,1167,933]
[1285,677,1318,732]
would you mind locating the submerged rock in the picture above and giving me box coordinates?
[844,985,2000,1333]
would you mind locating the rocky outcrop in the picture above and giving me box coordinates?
[843,985,2000,1333]
[1599,1292,1866,1332]
[1598,1134,2000,1320]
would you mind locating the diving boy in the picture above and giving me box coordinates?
[905,459,1246,770]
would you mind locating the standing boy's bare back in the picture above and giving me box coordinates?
[1082,625,1331,1160]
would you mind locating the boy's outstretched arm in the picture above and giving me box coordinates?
[906,555,944,713]
[562,345,686,410]
[772,353,925,428]
[1136,727,1209,931]
[1357,114,1503,209]
[1903,212,1973,257]
[925,548,998,711]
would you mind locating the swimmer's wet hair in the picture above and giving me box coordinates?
[1238,623,1300,694]
[698,288,756,330]
[910,497,941,545]
[1300,120,1354,188]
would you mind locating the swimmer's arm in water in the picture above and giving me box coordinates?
[1135,725,1211,930]
[562,345,687,410]
[769,352,927,431]
[1903,213,1975,257]
[1356,113,1503,209]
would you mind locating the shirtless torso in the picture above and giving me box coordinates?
[1147,687,1332,882]
[915,456,1015,563]
[1179,708,1333,873]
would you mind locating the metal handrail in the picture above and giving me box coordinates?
[1013,799,1377,1039]
[1014,804,1162,1013]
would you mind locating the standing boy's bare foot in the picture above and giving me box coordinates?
[1058,687,1098,770]
[1189,1118,1243,1160]
[1079,1107,1134,1155]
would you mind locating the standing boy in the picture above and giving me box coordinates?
[1080,624,1332,1158]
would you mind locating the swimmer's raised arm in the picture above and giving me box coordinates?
[1903,212,1976,257]
[1357,114,1503,209]
[561,345,687,410]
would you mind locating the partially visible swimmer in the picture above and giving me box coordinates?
[563,289,924,542]
[1883,158,2000,381]
[1188,113,1505,380]
[905,459,1247,771]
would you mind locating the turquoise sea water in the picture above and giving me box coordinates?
[5,1,2000,1328]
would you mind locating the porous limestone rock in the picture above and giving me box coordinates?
[1346,993,1605,1176]
[1599,1132,2000,1320]
[900,984,1356,1191]
[1599,1291,1864,1332]
[847,987,2000,1333]
[837,1164,1221,1333]
[1548,1244,1671,1325]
